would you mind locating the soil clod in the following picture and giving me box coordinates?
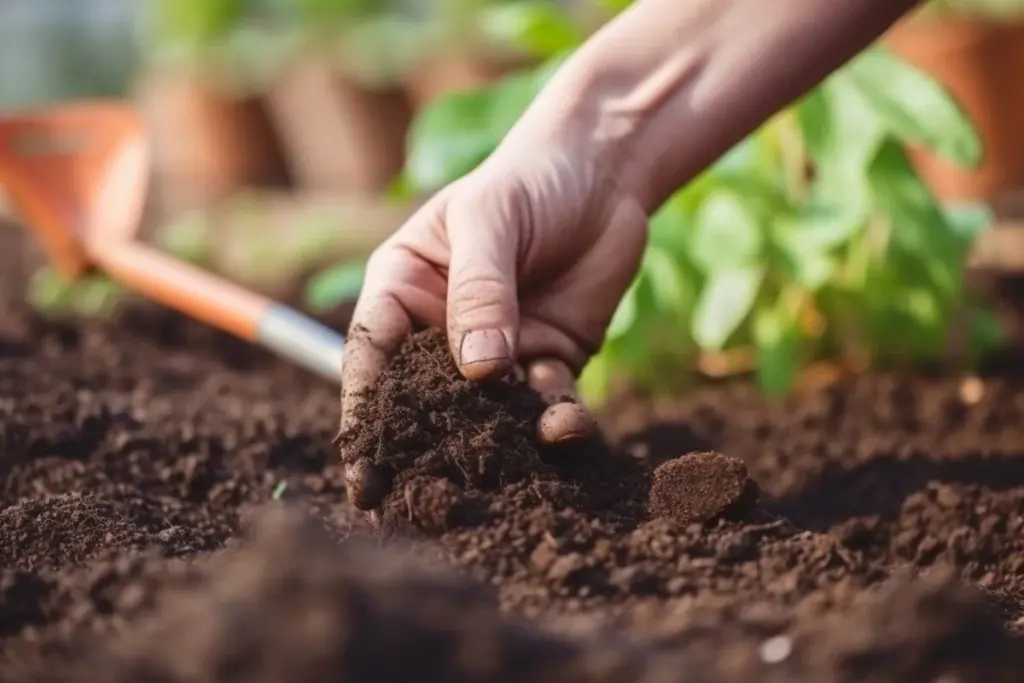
[0,495,151,571]
[338,329,551,524]
[647,451,759,525]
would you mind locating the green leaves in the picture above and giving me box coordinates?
[396,0,1000,407]
[148,0,247,51]
[482,1,583,59]
[689,189,763,272]
[292,0,379,24]
[753,299,802,397]
[843,47,982,167]
[405,89,499,191]
[27,268,124,319]
[304,261,367,313]
[868,138,964,297]
[692,267,763,350]
[404,63,552,192]
[770,215,835,291]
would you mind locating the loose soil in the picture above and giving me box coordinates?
[0,276,1023,681]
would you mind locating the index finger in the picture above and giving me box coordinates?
[339,292,413,440]
[338,188,453,440]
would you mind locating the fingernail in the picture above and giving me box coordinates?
[459,329,510,367]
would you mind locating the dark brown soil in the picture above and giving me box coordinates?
[647,451,758,525]
[339,328,551,531]
[0,261,1023,681]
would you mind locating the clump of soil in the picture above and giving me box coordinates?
[647,452,759,525]
[0,495,151,571]
[338,328,551,529]
[403,475,482,534]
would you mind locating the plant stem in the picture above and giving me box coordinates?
[775,109,809,203]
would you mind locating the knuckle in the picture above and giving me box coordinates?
[364,244,396,276]
[446,184,524,236]
[447,273,514,326]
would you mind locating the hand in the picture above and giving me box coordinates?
[340,137,649,512]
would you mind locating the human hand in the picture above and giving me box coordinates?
[339,134,649,512]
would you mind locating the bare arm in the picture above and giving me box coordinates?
[507,0,922,213]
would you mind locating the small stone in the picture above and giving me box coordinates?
[547,553,587,584]
[759,635,793,664]
[958,376,984,406]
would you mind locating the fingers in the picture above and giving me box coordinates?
[343,457,391,512]
[339,203,447,438]
[528,358,598,445]
[444,197,520,383]
[340,293,412,436]
[340,292,413,512]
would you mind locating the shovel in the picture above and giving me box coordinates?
[0,100,345,384]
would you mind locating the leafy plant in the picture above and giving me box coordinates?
[27,267,125,320]
[401,0,1003,404]
[929,0,1024,18]
[138,0,281,94]
[305,260,367,313]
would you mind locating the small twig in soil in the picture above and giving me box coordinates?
[417,342,447,376]
[272,481,288,501]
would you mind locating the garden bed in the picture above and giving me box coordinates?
[0,259,1023,682]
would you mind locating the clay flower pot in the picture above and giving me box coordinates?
[884,13,1024,203]
[135,67,290,219]
[265,57,412,194]
[406,51,532,109]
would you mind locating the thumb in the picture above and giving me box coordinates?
[444,195,520,382]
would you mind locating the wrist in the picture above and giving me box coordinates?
[503,0,919,215]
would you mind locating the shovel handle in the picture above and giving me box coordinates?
[91,242,344,384]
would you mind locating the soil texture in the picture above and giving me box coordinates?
[339,328,551,530]
[0,275,1023,682]
[647,452,758,525]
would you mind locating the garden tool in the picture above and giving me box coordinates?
[0,100,345,384]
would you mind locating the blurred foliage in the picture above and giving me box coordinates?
[400,0,1003,403]
[930,0,1024,18]
[139,0,551,90]
[305,260,366,313]
[0,1,137,109]
[27,267,124,320]
[16,0,1010,397]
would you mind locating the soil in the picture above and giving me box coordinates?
[338,328,551,529]
[647,452,758,525]
[0,270,1023,681]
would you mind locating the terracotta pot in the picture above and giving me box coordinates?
[265,58,412,194]
[135,68,290,219]
[406,52,531,109]
[884,14,1024,203]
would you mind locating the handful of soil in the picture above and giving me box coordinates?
[338,329,552,531]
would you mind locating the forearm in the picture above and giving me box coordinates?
[511,0,921,214]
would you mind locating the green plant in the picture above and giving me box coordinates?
[929,0,1024,18]
[138,0,277,94]
[254,0,421,87]
[27,267,125,320]
[141,0,249,70]
[400,0,1003,404]
[305,260,367,313]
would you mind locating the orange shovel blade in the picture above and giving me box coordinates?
[0,100,148,277]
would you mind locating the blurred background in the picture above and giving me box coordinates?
[0,0,137,107]
[1,0,1024,403]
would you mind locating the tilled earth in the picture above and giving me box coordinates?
[0,290,1023,682]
